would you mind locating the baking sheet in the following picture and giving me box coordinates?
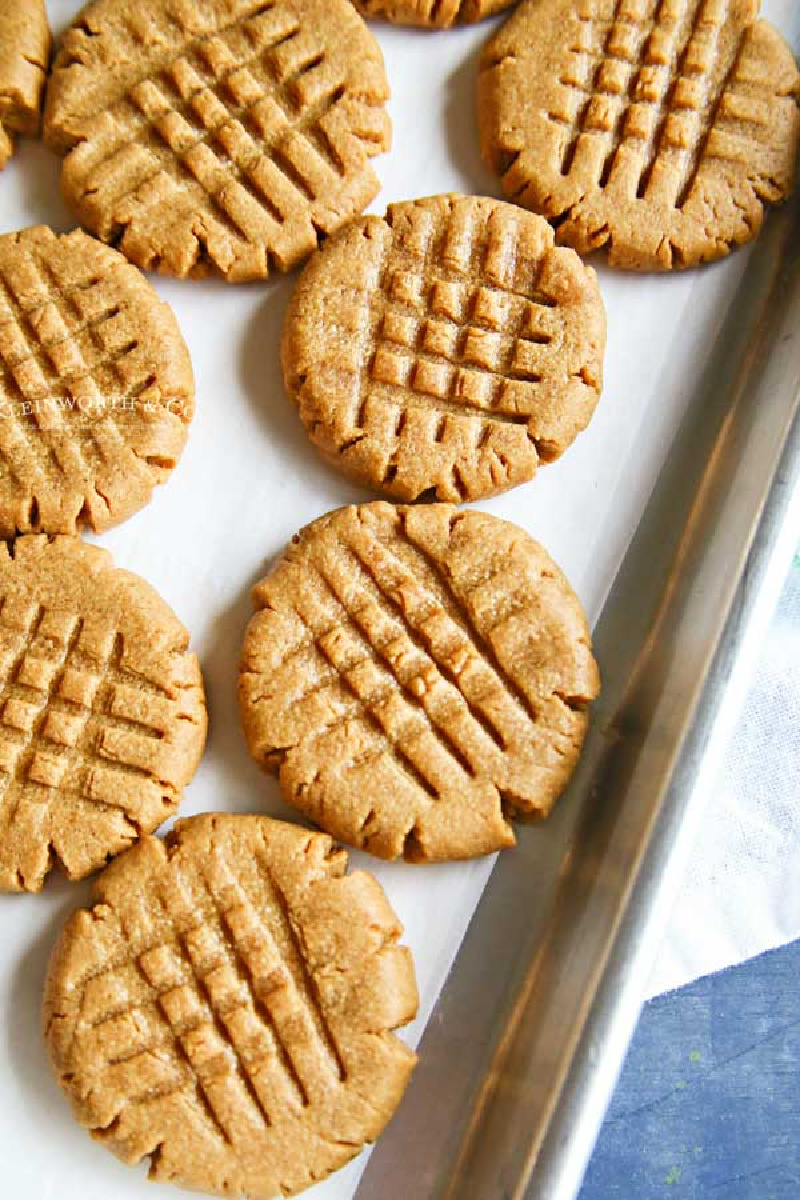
[1,3,798,1199]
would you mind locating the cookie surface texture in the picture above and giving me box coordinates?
[239,502,600,862]
[0,536,207,891]
[282,195,605,502]
[44,813,418,1198]
[44,0,391,281]
[353,0,514,28]
[0,0,50,168]
[0,226,195,536]
[478,0,800,269]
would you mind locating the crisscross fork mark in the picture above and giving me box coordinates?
[0,259,94,495]
[251,854,347,1083]
[558,0,686,179]
[361,213,558,432]
[337,534,512,758]
[0,612,84,831]
[40,629,170,806]
[283,522,542,797]
[94,900,282,1142]
[35,256,167,474]
[0,613,177,833]
[154,881,278,1137]
[123,27,308,233]
[556,0,651,157]
[61,5,294,242]
[123,953,239,1145]
[0,247,148,501]
[0,305,123,383]
[83,856,346,1144]
[671,15,774,210]
[390,512,545,726]
[94,7,359,253]
[374,292,546,402]
[635,0,729,203]
[555,0,733,204]
[202,857,345,1106]
[288,559,450,800]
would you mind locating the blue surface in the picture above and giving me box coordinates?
[579,939,800,1200]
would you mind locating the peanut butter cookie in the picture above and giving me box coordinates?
[44,813,418,1197]
[0,535,206,891]
[0,226,194,536]
[239,502,600,862]
[478,0,800,268]
[282,195,605,502]
[45,0,391,280]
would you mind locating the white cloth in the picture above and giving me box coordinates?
[647,547,800,998]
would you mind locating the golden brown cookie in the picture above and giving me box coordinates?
[44,0,391,281]
[239,502,600,862]
[0,0,50,168]
[44,813,418,1198]
[478,0,800,269]
[282,195,605,503]
[353,0,514,28]
[0,225,194,536]
[0,536,206,891]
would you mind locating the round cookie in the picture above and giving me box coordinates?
[353,0,514,29]
[44,0,391,281]
[0,0,50,168]
[0,226,194,536]
[44,813,418,1198]
[239,502,600,862]
[478,0,800,269]
[282,195,605,503]
[0,535,207,891]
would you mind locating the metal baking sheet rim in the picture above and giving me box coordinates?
[356,202,800,1200]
